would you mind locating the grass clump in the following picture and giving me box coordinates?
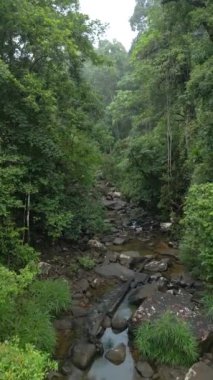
[0,264,71,353]
[135,312,198,366]
[78,255,96,270]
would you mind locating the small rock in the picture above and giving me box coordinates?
[102,315,111,328]
[144,260,168,272]
[136,361,154,378]
[157,276,168,291]
[38,261,52,275]
[108,251,119,263]
[160,222,172,231]
[150,273,161,281]
[113,237,127,245]
[90,277,102,289]
[105,343,126,365]
[54,318,72,330]
[88,239,104,250]
[61,360,73,375]
[77,279,90,293]
[47,372,64,380]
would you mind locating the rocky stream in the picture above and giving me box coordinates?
[41,183,213,380]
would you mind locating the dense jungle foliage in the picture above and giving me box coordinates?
[0,0,212,377]
[93,0,213,281]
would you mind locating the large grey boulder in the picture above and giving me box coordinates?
[185,362,213,380]
[129,283,158,305]
[105,343,126,365]
[71,342,97,370]
[95,263,134,281]
[130,291,213,345]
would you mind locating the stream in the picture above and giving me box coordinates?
[49,185,213,380]
[87,295,136,380]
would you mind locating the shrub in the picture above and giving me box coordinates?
[14,279,71,352]
[78,256,96,270]
[0,264,71,352]
[202,291,213,321]
[0,340,56,380]
[0,225,38,268]
[180,183,213,281]
[135,312,198,366]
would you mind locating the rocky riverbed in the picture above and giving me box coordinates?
[41,183,213,380]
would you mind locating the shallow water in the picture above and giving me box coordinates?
[87,296,138,380]
[109,234,178,257]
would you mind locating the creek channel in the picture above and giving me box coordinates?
[87,294,136,380]
[51,186,212,380]
[53,232,188,380]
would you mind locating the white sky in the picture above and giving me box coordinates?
[80,0,136,50]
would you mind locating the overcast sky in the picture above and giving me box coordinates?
[80,0,136,50]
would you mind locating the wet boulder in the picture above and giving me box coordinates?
[111,315,128,332]
[95,263,134,281]
[105,343,126,365]
[71,342,97,370]
[129,283,158,305]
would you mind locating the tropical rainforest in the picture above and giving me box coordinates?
[0,0,212,378]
